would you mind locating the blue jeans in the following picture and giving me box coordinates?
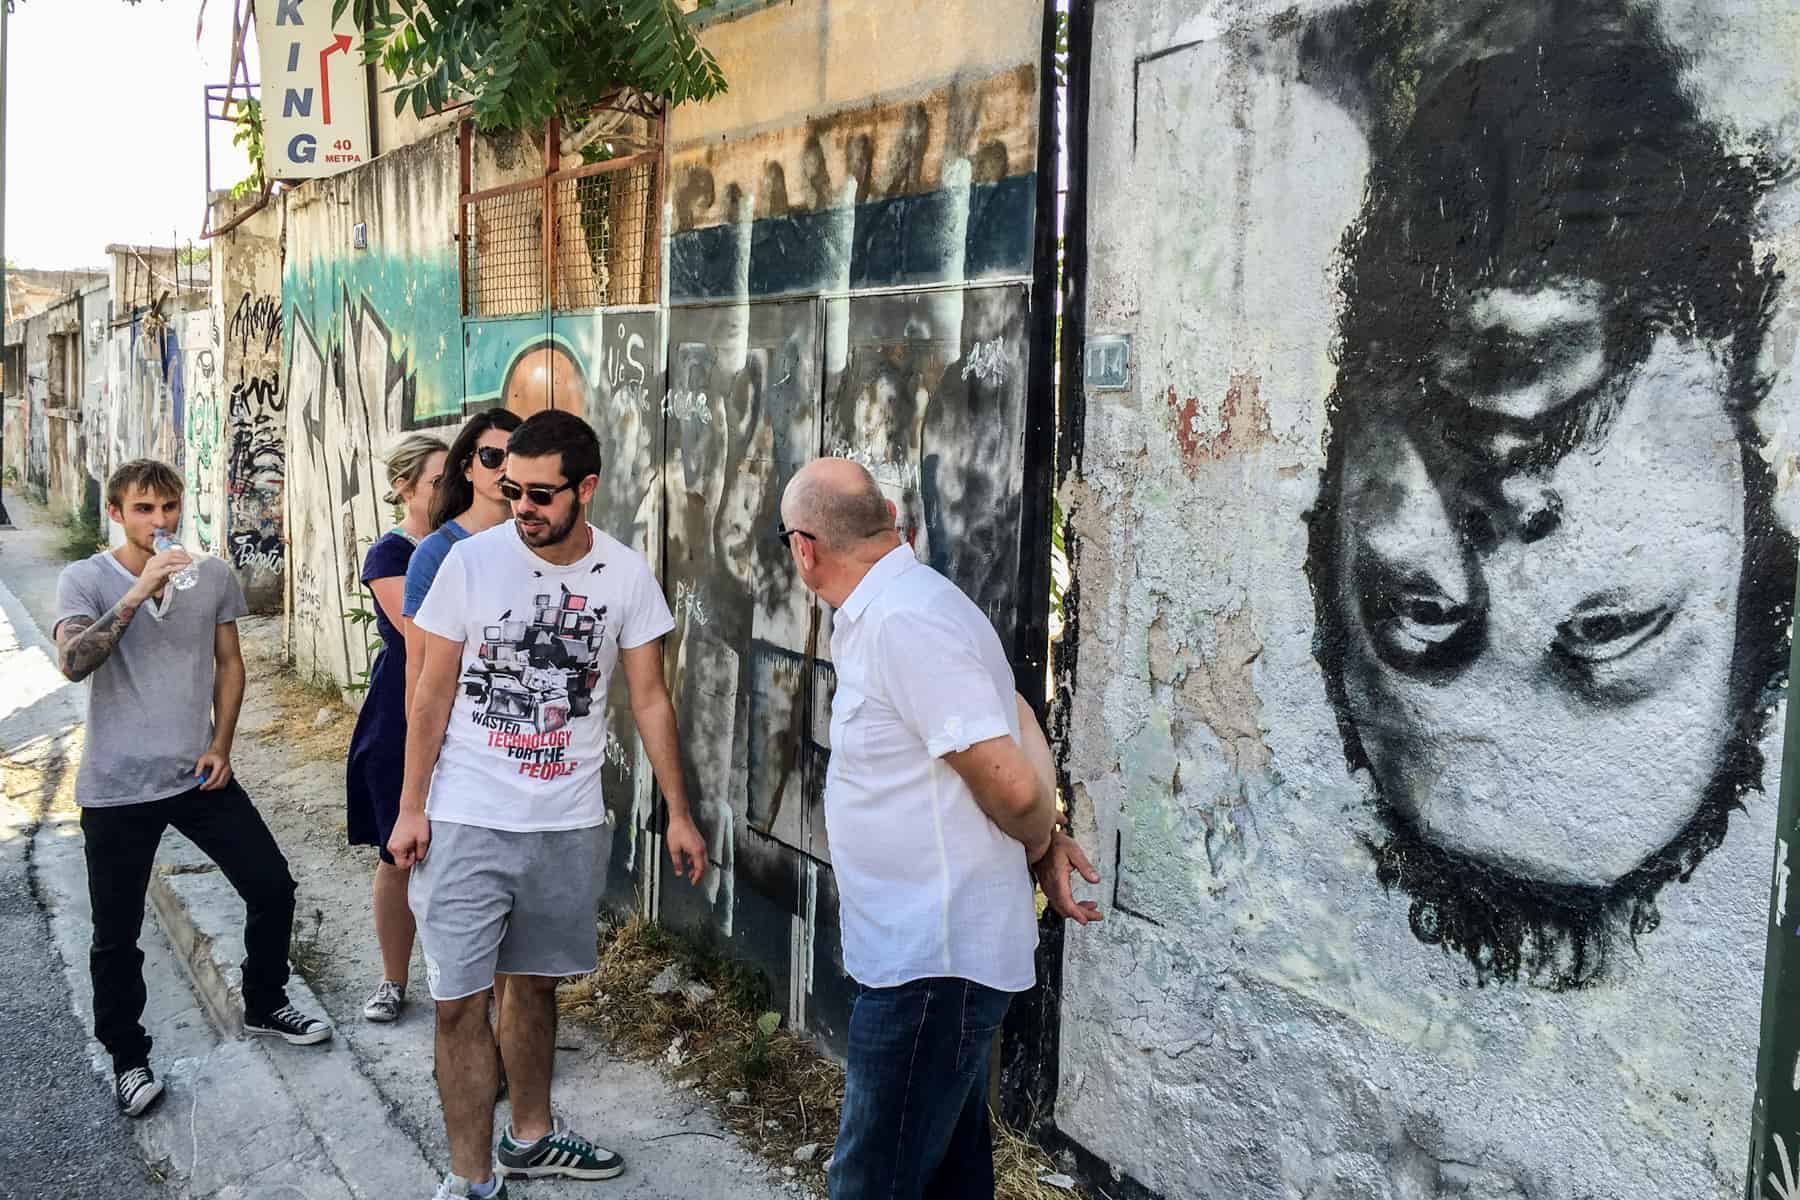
[828,977,1012,1200]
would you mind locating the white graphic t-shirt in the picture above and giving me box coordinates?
[412,521,674,831]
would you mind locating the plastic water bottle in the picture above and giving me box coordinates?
[152,529,200,591]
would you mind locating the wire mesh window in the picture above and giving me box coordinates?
[464,185,547,318]
[462,155,660,317]
[551,157,660,310]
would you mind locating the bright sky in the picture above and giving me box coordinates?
[6,0,253,270]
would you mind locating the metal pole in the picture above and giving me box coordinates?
[1746,569,1800,1198]
[0,0,13,529]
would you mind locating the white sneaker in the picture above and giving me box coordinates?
[432,1174,507,1199]
[363,980,406,1023]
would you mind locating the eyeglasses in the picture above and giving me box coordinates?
[498,477,578,506]
[473,446,507,470]
[774,524,818,546]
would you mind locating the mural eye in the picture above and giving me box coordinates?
[1354,553,1485,680]
[1385,586,1474,650]
[1553,603,1674,665]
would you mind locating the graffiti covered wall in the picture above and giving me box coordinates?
[279,0,1054,1054]
[102,300,206,543]
[646,0,1053,1049]
[213,200,289,609]
[180,308,225,555]
[23,315,49,501]
[1057,0,1800,1195]
[283,127,539,685]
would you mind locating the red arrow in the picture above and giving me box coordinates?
[319,33,353,125]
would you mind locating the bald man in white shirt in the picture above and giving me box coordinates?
[778,458,1099,1200]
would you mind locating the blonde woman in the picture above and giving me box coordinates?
[346,432,448,1023]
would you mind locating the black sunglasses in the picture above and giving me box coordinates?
[473,446,507,470]
[774,523,818,546]
[499,477,579,506]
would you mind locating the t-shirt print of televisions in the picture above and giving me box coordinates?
[462,584,610,754]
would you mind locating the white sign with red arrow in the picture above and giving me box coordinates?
[255,0,371,180]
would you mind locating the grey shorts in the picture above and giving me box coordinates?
[408,819,612,1001]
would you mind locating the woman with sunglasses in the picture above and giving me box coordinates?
[401,408,523,716]
[347,433,448,1024]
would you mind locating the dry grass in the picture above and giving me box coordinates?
[557,916,1085,1199]
[253,653,357,764]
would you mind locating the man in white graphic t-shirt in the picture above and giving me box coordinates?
[390,409,707,1200]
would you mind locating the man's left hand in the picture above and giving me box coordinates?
[1032,830,1103,925]
[666,814,708,885]
[194,748,233,792]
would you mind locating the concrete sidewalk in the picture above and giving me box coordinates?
[1,500,795,1199]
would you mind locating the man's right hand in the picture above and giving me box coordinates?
[387,809,431,868]
[128,546,192,603]
[1032,830,1103,925]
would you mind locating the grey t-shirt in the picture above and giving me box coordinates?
[55,551,249,808]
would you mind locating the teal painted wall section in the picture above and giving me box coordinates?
[283,251,464,427]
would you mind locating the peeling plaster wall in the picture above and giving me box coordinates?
[1058,1,1800,1196]
[100,246,211,547]
[654,0,1051,1050]
[77,285,111,521]
[32,284,111,522]
[23,314,50,502]
[276,0,1051,1052]
[179,308,225,557]
[212,199,288,610]
[283,128,466,689]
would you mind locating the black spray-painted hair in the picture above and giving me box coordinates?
[1304,1,1794,987]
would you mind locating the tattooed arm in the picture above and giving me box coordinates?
[54,548,187,682]
[55,596,145,683]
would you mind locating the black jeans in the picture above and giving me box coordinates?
[81,780,297,1072]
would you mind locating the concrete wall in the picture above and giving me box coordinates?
[100,246,212,545]
[283,127,466,689]
[278,0,1054,1052]
[210,197,288,610]
[102,301,204,544]
[5,283,107,521]
[648,0,1051,1049]
[40,283,111,520]
[180,307,226,556]
[23,313,49,503]
[1055,1,1800,1196]
[282,124,543,684]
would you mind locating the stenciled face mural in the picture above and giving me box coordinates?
[1303,3,1795,987]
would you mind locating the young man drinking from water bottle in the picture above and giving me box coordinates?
[54,460,331,1119]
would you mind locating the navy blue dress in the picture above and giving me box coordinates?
[346,530,416,865]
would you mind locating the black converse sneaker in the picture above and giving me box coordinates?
[496,1120,624,1180]
[115,1065,165,1117]
[244,1003,333,1045]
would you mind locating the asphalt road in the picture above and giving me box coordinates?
[0,510,165,1200]
[0,819,167,1199]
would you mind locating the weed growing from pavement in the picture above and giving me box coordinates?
[288,907,329,984]
[57,507,105,562]
[558,916,1085,1199]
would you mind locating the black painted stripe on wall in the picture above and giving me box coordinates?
[670,174,1039,303]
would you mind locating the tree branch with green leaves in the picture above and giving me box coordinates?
[331,0,728,133]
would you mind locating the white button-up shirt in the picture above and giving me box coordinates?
[824,543,1038,992]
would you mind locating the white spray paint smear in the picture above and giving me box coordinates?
[1779,837,1792,927]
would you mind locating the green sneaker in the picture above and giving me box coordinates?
[496,1120,624,1180]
